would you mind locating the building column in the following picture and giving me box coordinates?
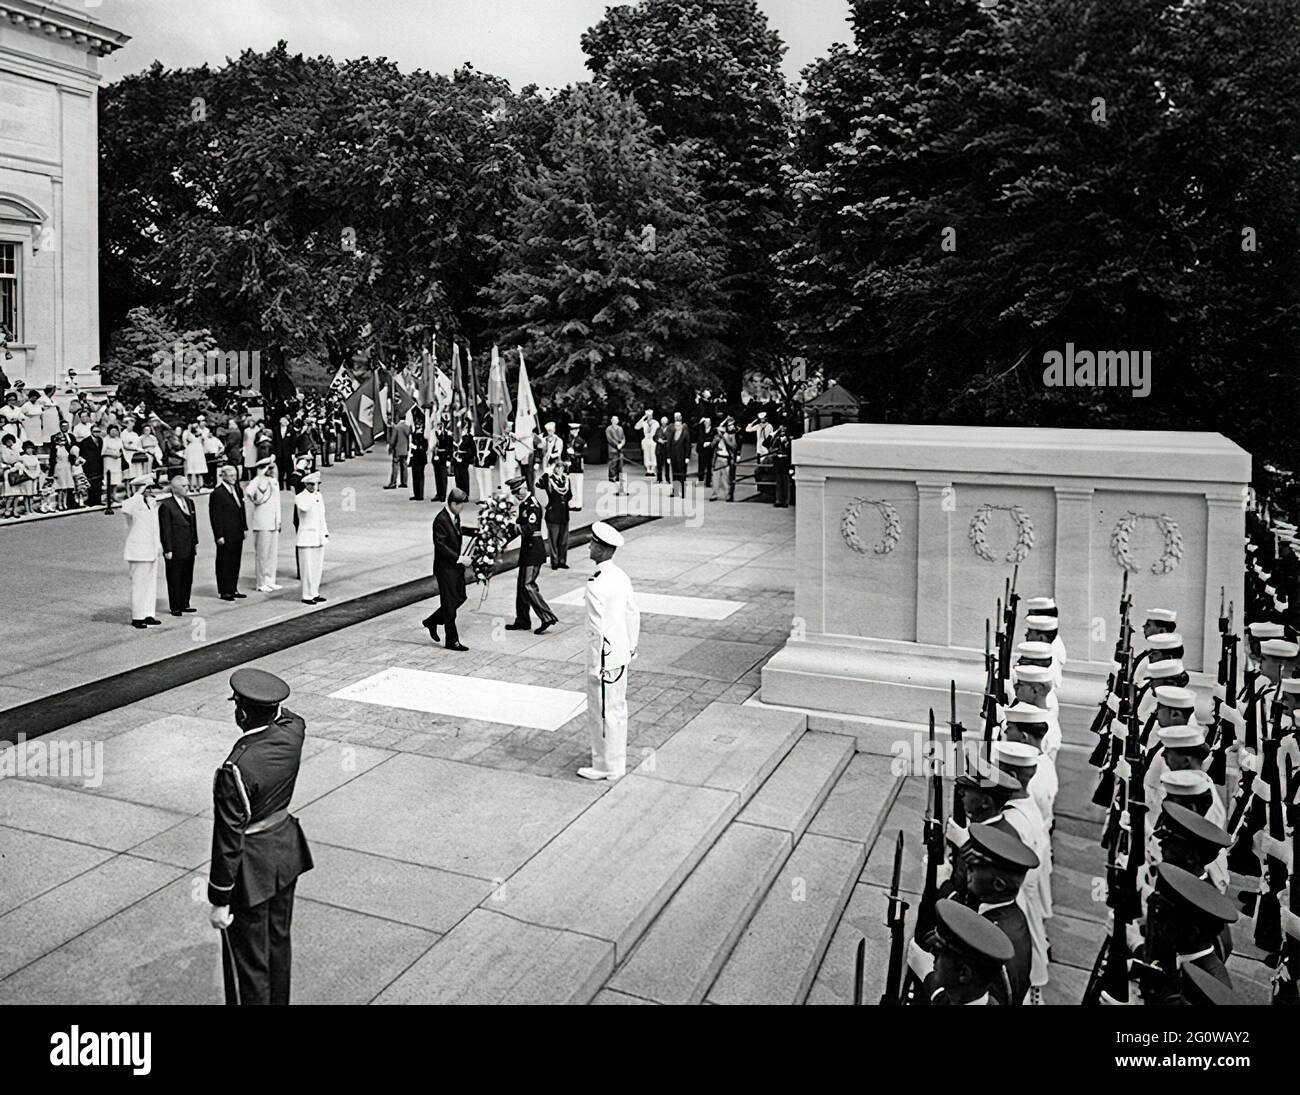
[794,467,827,638]
[1053,485,1094,662]
[915,481,952,645]
[1203,490,1246,675]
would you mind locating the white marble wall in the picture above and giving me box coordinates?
[764,425,1250,721]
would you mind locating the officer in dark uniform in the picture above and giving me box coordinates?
[907,898,1015,1005]
[961,823,1038,1005]
[504,475,558,635]
[208,668,314,1005]
[1140,862,1239,1003]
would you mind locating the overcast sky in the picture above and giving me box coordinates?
[87,0,854,88]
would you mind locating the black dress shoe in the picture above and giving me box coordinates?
[557,563,570,569]
[311,596,327,603]
[131,620,147,629]
[504,622,530,631]
[182,606,198,613]
[383,485,396,490]
[426,627,440,643]
[170,611,183,617]
[233,592,247,599]
[220,595,236,601]
[302,599,315,604]
[446,642,469,652]
[534,621,554,635]
[145,617,162,625]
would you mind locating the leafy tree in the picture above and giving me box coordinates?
[582,0,794,390]
[100,306,220,419]
[480,83,729,411]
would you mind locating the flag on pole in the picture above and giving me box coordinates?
[515,347,537,442]
[342,371,375,449]
[329,365,357,399]
[419,338,437,408]
[465,340,481,435]
[450,341,465,444]
[487,343,513,441]
[391,370,417,425]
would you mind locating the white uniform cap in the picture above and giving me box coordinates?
[1147,633,1183,651]
[1280,678,1300,695]
[1012,664,1053,685]
[590,521,625,549]
[1248,622,1284,639]
[130,473,153,487]
[1025,615,1058,632]
[1016,641,1053,660]
[1154,685,1195,709]
[1004,702,1051,725]
[1260,639,1299,658]
[301,471,321,485]
[993,740,1040,767]
[1157,723,1206,749]
[1025,597,1056,612]
[1145,608,1177,623]
[1146,659,1185,680]
[1161,769,1213,796]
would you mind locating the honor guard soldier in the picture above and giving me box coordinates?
[961,823,1038,1005]
[579,521,640,781]
[1140,862,1239,1002]
[1024,614,1063,686]
[1143,607,1178,640]
[505,475,558,634]
[1003,702,1057,830]
[907,898,1015,1005]
[209,668,314,1005]
[1139,658,1189,721]
[1024,596,1066,666]
[1010,662,1062,762]
[993,739,1053,1003]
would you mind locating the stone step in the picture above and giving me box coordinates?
[607,821,792,1004]
[705,830,866,1005]
[464,701,807,1003]
[736,731,856,840]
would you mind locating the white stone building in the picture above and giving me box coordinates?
[0,2,128,390]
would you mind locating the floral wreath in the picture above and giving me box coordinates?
[468,492,518,606]
[969,503,1035,564]
[841,498,901,556]
[1111,511,1183,575]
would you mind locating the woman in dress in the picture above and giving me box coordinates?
[1,391,25,444]
[241,416,258,478]
[16,440,40,516]
[49,427,75,510]
[183,420,207,491]
[140,425,163,470]
[101,423,125,514]
[0,433,20,518]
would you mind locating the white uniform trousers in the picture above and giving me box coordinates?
[128,559,158,621]
[299,546,324,600]
[254,529,279,589]
[568,472,583,509]
[586,667,629,777]
[472,466,494,502]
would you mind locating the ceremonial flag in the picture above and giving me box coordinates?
[342,371,374,449]
[487,343,513,441]
[329,364,357,399]
[450,341,465,444]
[515,348,537,441]
[419,339,437,408]
[464,340,481,435]
[390,369,417,425]
[432,366,452,418]
[371,368,390,444]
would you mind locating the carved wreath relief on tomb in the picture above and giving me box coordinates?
[968,503,1035,564]
[841,498,902,555]
[1110,511,1183,574]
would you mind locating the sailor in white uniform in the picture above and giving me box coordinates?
[1024,612,1065,686]
[1139,658,1189,723]
[294,471,329,604]
[1011,662,1062,763]
[1136,629,1183,687]
[121,473,162,629]
[245,456,281,592]
[1023,596,1067,669]
[1003,702,1058,832]
[579,521,640,781]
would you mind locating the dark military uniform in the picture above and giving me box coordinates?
[209,670,314,1006]
[507,482,557,631]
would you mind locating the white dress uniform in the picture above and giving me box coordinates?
[121,489,162,622]
[637,413,657,473]
[585,556,640,778]
[1000,794,1053,988]
[245,473,281,590]
[294,488,329,601]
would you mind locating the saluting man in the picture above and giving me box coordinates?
[208,668,314,1005]
[245,455,282,592]
[294,471,329,605]
[580,521,640,781]
[505,475,558,634]
[121,473,162,629]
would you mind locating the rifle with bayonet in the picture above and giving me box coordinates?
[1273,757,1299,1005]
[901,710,946,1003]
[999,565,1021,685]
[1207,596,1239,786]
[1089,570,1133,770]
[1093,608,1134,813]
[1228,682,1282,893]
[880,831,909,1005]
[1226,668,1266,840]
[980,618,999,759]
[950,679,967,827]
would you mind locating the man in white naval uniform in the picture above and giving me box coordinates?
[1011,662,1062,763]
[992,740,1052,1004]
[122,473,163,629]
[294,471,329,604]
[579,521,640,782]
[1023,596,1067,668]
[1002,702,1057,831]
[245,456,282,592]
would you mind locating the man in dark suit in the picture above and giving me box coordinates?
[433,416,452,501]
[210,463,248,601]
[79,423,105,508]
[409,414,428,501]
[158,474,199,616]
[208,668,314,1005]
[667,411,692,497]
[421,487,470,650]
[504,476,558,635]
[385,417,411,489]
